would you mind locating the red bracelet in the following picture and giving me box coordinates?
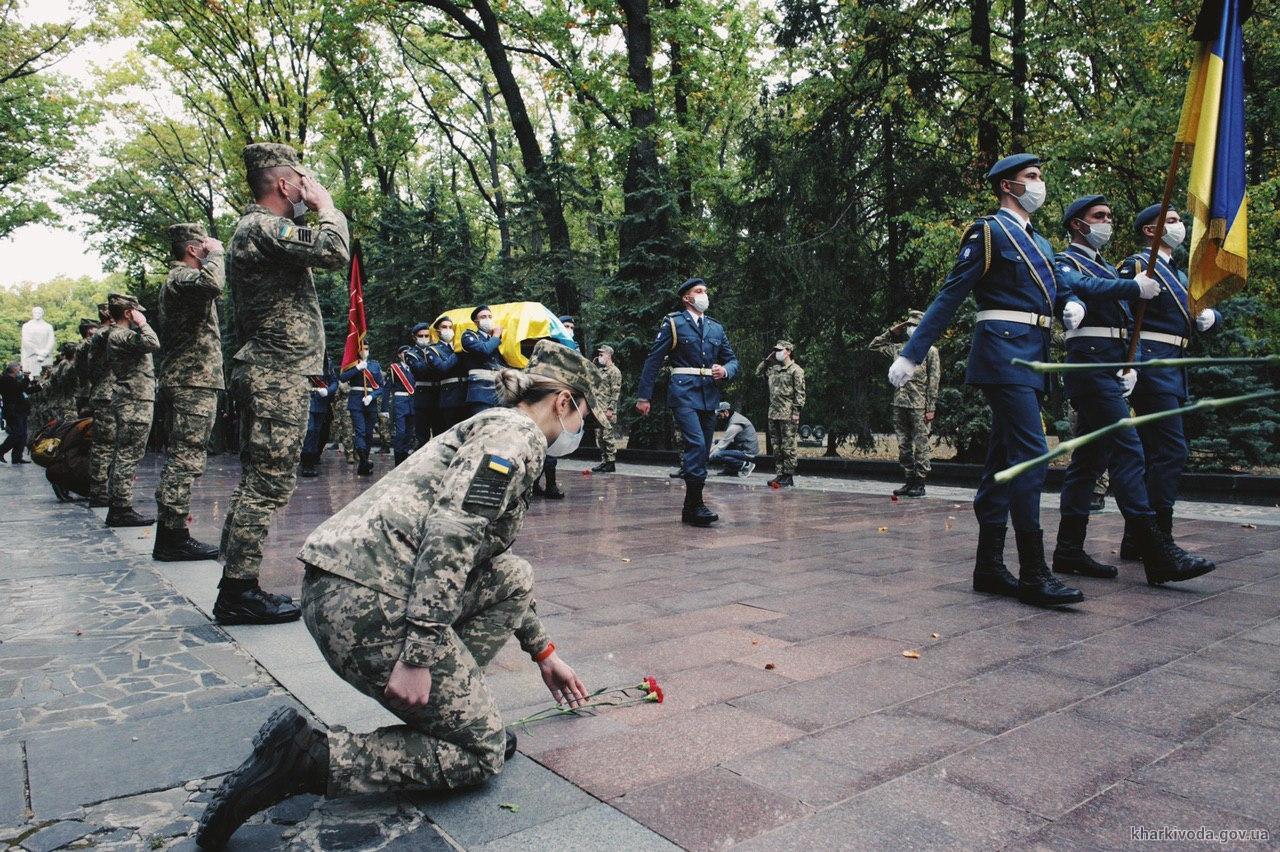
[533,642,555,663]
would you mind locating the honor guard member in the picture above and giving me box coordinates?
[871,314,939,497]
[636,277,740,526]
[1116,204,1222,569]
[387,346,418,465]
[152,224,225,560]
[891,153,1155,607]
[1051,196,1214,584]
[73,317,99,415]
[104,293,160,527]
[433,317,467,433]
[461,305,505,417]
[409,320,461,446]
[218,142,350,626]
[756,340,807,488]
[590,344,622,472]
[85,302,115,506]
[406,323,435,447]
[196,341,600,849]
[300,357,337,478]
[340,345,384,476]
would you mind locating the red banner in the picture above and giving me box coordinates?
[341,239,367,371]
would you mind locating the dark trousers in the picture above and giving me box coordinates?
[710,448,753,473]
[1061,390,1153,520]
[302,409,329,460]
[351,406,377,453]
[974,385,1047,531]
[1131,392,1187,512]
[466,401,494,419]
[673,406,716,481]
[414,402,434,448]
[435,407,463,436]
[0,412,28,461]
[392,400,415,457]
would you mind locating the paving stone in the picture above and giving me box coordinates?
[19,820,92,852]
[476,801,676,851]
[379,821,455,850]
[1165,639,1280,690]
[221,822,287,850]
[1072,670,1269,742]
[0,742,24,825]
[720,744,870,808]
[266,794,321,826]
[1020,630,1190,688]
[734,633,904,680]
[901,664,1099,735]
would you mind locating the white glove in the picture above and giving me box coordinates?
[1117,369,1138,397]
[888,355,918,389]
[1134,273,1160,300]
[356,360,368,371]
[1062,301,1085,331]
[312,387,329,397]
[362,395,372,406]
[1196,308,1216,331]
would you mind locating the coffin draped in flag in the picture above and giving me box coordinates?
[340,239,369,372]
[1177,0,1250,313]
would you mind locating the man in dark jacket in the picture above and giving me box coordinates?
[0,362,36,463]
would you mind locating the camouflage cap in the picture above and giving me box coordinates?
[60,341,78,357]
[78,317,98,333]
[107,292,141,311]
[168,223,207,256]
[97,302,109,313]
[595,344,614,355]
[774,340,794,350]
[527,338,605,417]
[243,142,310,176]
[907,309,925,324]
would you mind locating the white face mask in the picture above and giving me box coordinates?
[285,183,308,220]
[906,325,918,337]
[691,293,710,313]
[1078,221,1113,250]
[438,328,454,343]
[1161,221,1186,249]
[774,350,786,363]
[415,335,431,346]
[546,396,585,457]
[478,318,494,333]
[1010,179,1046,214]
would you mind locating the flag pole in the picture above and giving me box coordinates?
[1125,140,1186,368]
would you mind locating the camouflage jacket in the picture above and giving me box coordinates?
[73,337,94,410]
[228,205,349,375]
[159,253,225,390]
[869,331,940,411]
[298,407,551,668]
[756,360,806,420]
[595,362,622,416]
[107,322,161,402]
[86,325,114,406]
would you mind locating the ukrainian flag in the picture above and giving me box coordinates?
[1177,0,1250,313]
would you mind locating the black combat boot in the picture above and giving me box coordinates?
[196,707,328,849]
[213,580,301,625]
[899,478,926,498]
[153,525,220,562]
[505,728,518,761]
[1089,493,1106,512]
[356,449,373,476]
[669,467,686,479]
[1119,516,1142,560]
[592,461,615,473]
[892,480,914,496]
[1015,529,1084,607]
[1136,515,1215,584]
[106,505,155,527]
[299,453,318,477]
[972,523,1018,597]
[681,480,718,526]
[88,497,110,508]
[393,451,407,467]
[542,468,564,499]
[1051,515,1118,578]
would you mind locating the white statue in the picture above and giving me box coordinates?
[20,306,55,376]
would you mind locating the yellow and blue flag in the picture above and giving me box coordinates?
[1177,0,1250,313]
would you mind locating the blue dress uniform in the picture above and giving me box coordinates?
[901,154,1140,606]
[300,360,337,475]
[339,360,384,467]
[461,328,504,417]
[385,352,417,465]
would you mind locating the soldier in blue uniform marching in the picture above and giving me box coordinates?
[339,345,384,476]
[891,153,1157,607]
[461,305,506,418]
[407,320,461,447]
[299,357,337,478]
[636,277,739,526]
[1116,203,1222,570]
[386,346,418,466]
[1052,196,1214,585]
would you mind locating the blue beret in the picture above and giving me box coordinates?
[1061,195,1108,232]
[986,153,1041,181]
[470,304,490,322]
[677,277,705,297]
[397,344,412,354]
[1134,203,1165,236]
[411,322,431,334]
[558,315,575,325]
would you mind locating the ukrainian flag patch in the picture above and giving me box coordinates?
[487,455,513,475]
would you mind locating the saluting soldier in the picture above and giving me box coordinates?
[104,293,159,528]
[870,313,938,497]
[1051,196,1214,584]
[386,346,418,466]
[590,344,623,473]
[757,339,806,488]
[72,317,99,416]
[196,341,597,849]
[1117,204,1222,569]
[461,305,506,417]
[85,303,115,507]
[636,277,740,526]
[218,142,350,626]
[153,223,225,561]
[340,345,384,477]
[890,153,1156,608]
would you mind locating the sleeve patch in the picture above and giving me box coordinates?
[961,245,974,260]
[463,453,515,514]
[277,223,315,244]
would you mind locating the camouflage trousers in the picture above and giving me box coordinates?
[155,386,218,530]
[109,398,155,508]
[1068,403,1110,498]
[88,398,116,503]
[219,364,309,580]
[769,419,799,475]
[301,555,535,795]
[894,405,932,480]
[596,421,617,463]
[331,404,354,461]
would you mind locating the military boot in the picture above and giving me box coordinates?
[1015,529,1084,607]
[972,523,1018,597]
[299,453,318,478]
[681,480,718,526]
[1051,515,1118,578]
[900,478,926,498]
[106,506,155,527]
[505,728,518,761]
[153,526,220,562]
[1137,514,1214,584]
[1119,516,1142,560]
[393,451,408,467]
[356,449,374,476]
[542,468,565,499]
[88,497,110,508]
[213,581,301,625]
[196,707,328,849]
[591,461,615,473]
[892,480,914,497]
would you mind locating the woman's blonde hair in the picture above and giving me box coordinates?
[496,368,584,407]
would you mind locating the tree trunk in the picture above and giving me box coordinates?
[481,83,513,265]
[1010,0,1027,150]
[666,0,693,218]
[970,0,999,172]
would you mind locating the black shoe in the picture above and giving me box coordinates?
[542,484,565,499]
[972,523,1018,597]
[11,457,29,464]
[1119,516,1141,560]
[393,451,408,467]
[153,526,220,562]
[196,706,328,850]
[1015,529,1083,607]
[1089,494,1106,513]
[899,479,925,498]
[1134,515,1215,585]
[681,480,718,526]
[356,449,373,476]
[779,474,795,488]
[532,481,545,495]
[592,461,615,473]
[505,729,518,761]
[1052,515,1118,579]
[892,481,913,496]
[669,468,686,479]
[106,506,155,527]
[88,498,109,508]
[299,464,318,478]
[213,585,302,625]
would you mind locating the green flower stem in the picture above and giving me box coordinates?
[1010,355,1278,374]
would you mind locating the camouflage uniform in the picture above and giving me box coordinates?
[73,329,95,414]
[756,345,806,476]
[332,381,355,462]
[86,322,115,503]
[593,355,622,463]
[870,323,939,481]
[155,231,225,530]
[106,303,161,509]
